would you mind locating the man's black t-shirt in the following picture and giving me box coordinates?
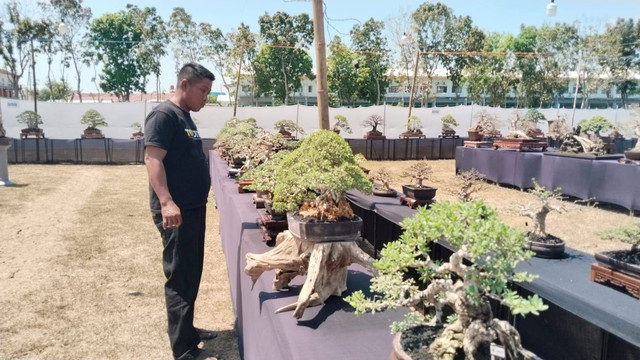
[144,101,211,214]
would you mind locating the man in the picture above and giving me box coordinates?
[144,63,217,360]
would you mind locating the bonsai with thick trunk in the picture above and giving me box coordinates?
[519,180,566,241]
[346,201,546,359]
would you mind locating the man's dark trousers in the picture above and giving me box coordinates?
[153,206,207,359]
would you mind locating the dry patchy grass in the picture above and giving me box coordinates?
[0,164,239,360]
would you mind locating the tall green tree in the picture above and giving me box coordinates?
[168,7,201,73]
[512,25,543,107]
[326,35,358,106]
[87,7,145,101]
[200,23,230,93]
[128,5,167,98]
[255,11,314,104]
[228,23,259,105]
[350,18,390,105]
[411,2,484,107]
[600,18,640,107]
[535,23,579,107]
[40,0,92,103]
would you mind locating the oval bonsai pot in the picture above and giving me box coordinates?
[624,150,640,161]
[373,187,397,197]
[286,212,362,242]
[402,185,437,201]
[525,235,565,259]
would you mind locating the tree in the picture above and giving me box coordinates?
[254,11,314,104]
[512,25,543,107]
[38,79,72,101]
[0,1,51,100]
[535,23,579,107]
[350,18,390,105]
[168,7,201,73]
[326,35,358,106]
[128,5,167,99]
[41,0,92,103]
[228,23,259,106]
[87,6,150,101]
[411,2,484,108]
[200,23,230,93]
[600,19,640,108]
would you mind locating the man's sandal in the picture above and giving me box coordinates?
[196,328,218,340]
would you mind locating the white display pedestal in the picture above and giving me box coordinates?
[0,137,14,186]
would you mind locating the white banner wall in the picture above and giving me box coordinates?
[1,98,634,140]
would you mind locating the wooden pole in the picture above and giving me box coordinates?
[312,0,330,129]
[407,50,420,119]
[233,51,243,117]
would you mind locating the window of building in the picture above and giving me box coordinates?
[308,85,313,93]
[437,85,447,93]
[388,85,400,93]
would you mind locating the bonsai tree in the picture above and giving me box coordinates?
[600,222,640,257]
[16,110,43,132]
[440,114,458,134]
[240,149,291,197]
[508,109,545,138]
[274,119,305,138]
[519,180,566,242]
[214,117,259,161]
[449,168,485,202]
[401,161,433,188]
[547,115,572,141]
[369,168,395,192]
[362,114,384,136]
[471,109,501,137]
[346,201,547,359]
[579,115,613,137]
[403,115,422,134]
[271,130,372,220]
[331,115,352,134]
[80,109,108,132]
[130,122,144,139]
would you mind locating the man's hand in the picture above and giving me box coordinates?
[161,200,182,229]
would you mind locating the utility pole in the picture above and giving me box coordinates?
[233,50,243,117]
[312,0,330,129]
[30,39,38,115]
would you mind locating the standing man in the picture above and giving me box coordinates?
[144,63,217,360]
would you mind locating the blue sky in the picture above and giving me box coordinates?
[6,0,640,94]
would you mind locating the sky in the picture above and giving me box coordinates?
[5,0,640,95]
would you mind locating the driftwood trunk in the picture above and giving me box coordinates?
[245,230,377,319]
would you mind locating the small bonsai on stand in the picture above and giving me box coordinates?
[274,119,305,139]
[362,114,385,139]
[331,114,352,135]
[80,109,108,139]
[17,110,44,139]
[130,122,144,139]
[400,115,424,138]
[470,109,501,140]
[346,201,547,360]
[244,130,375,319]
[579,115,613,137]
[400,161,437,206]
[594,222,640,297]
[440,114,458,137]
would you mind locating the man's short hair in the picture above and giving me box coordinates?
[177,63,215,86]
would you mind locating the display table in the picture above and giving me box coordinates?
[455,147,640,212]
[345,189,640,360]
[208,153,406,360]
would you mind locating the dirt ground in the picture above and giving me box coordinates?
[0,161,636,360]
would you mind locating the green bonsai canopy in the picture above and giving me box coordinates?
[405,115,422,133]
[80,109,108,130]
[274,119,305,136]
[271,130,372,216]
[440,114,458,132]
[579,116,613,136]
[332,115,352,134]
[16,110,43,131]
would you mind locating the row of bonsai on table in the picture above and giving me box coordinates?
[465,108,640,162]
[13,110,145,140]
[213,116,640,360]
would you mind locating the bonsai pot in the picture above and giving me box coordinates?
[264,200,286,221]
[286,212,362,242]
[363,130,386,140]
[525,235,565,259]
[441,129,456,137]
[130,131,144,139]
[373,187,397,197]
[594,250,640,279]
[81,129,104,139]
[390,324,445,360]
[624,150,640,161]
[402,185,437,201]
[467,130,482,141]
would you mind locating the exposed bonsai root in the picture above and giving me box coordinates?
[245,230,377,319]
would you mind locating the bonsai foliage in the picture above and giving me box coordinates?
[579,115,613,136]
[271,130,372,219]
[508,110,544,138]
[80,109,108,130]
[547,115,572,141]
[519,180,565,241]
[362,114,384,135]
[346,201,547,359]
[471,109,500,135]
[401,161,433,188]
[130,122,143,133]
[404,115,422,134]
[332,115,352,134]
[440,114,458,133]
[241,150,291,196]
[600,222,640,253]
[16,111,43,130]
[449,169,485,202]
[214,117,259,160]
[369,168,395,191]
[274,119,305,136]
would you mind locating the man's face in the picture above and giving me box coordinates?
[185,78,213,112]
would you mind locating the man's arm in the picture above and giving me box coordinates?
[145,145,182,229]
